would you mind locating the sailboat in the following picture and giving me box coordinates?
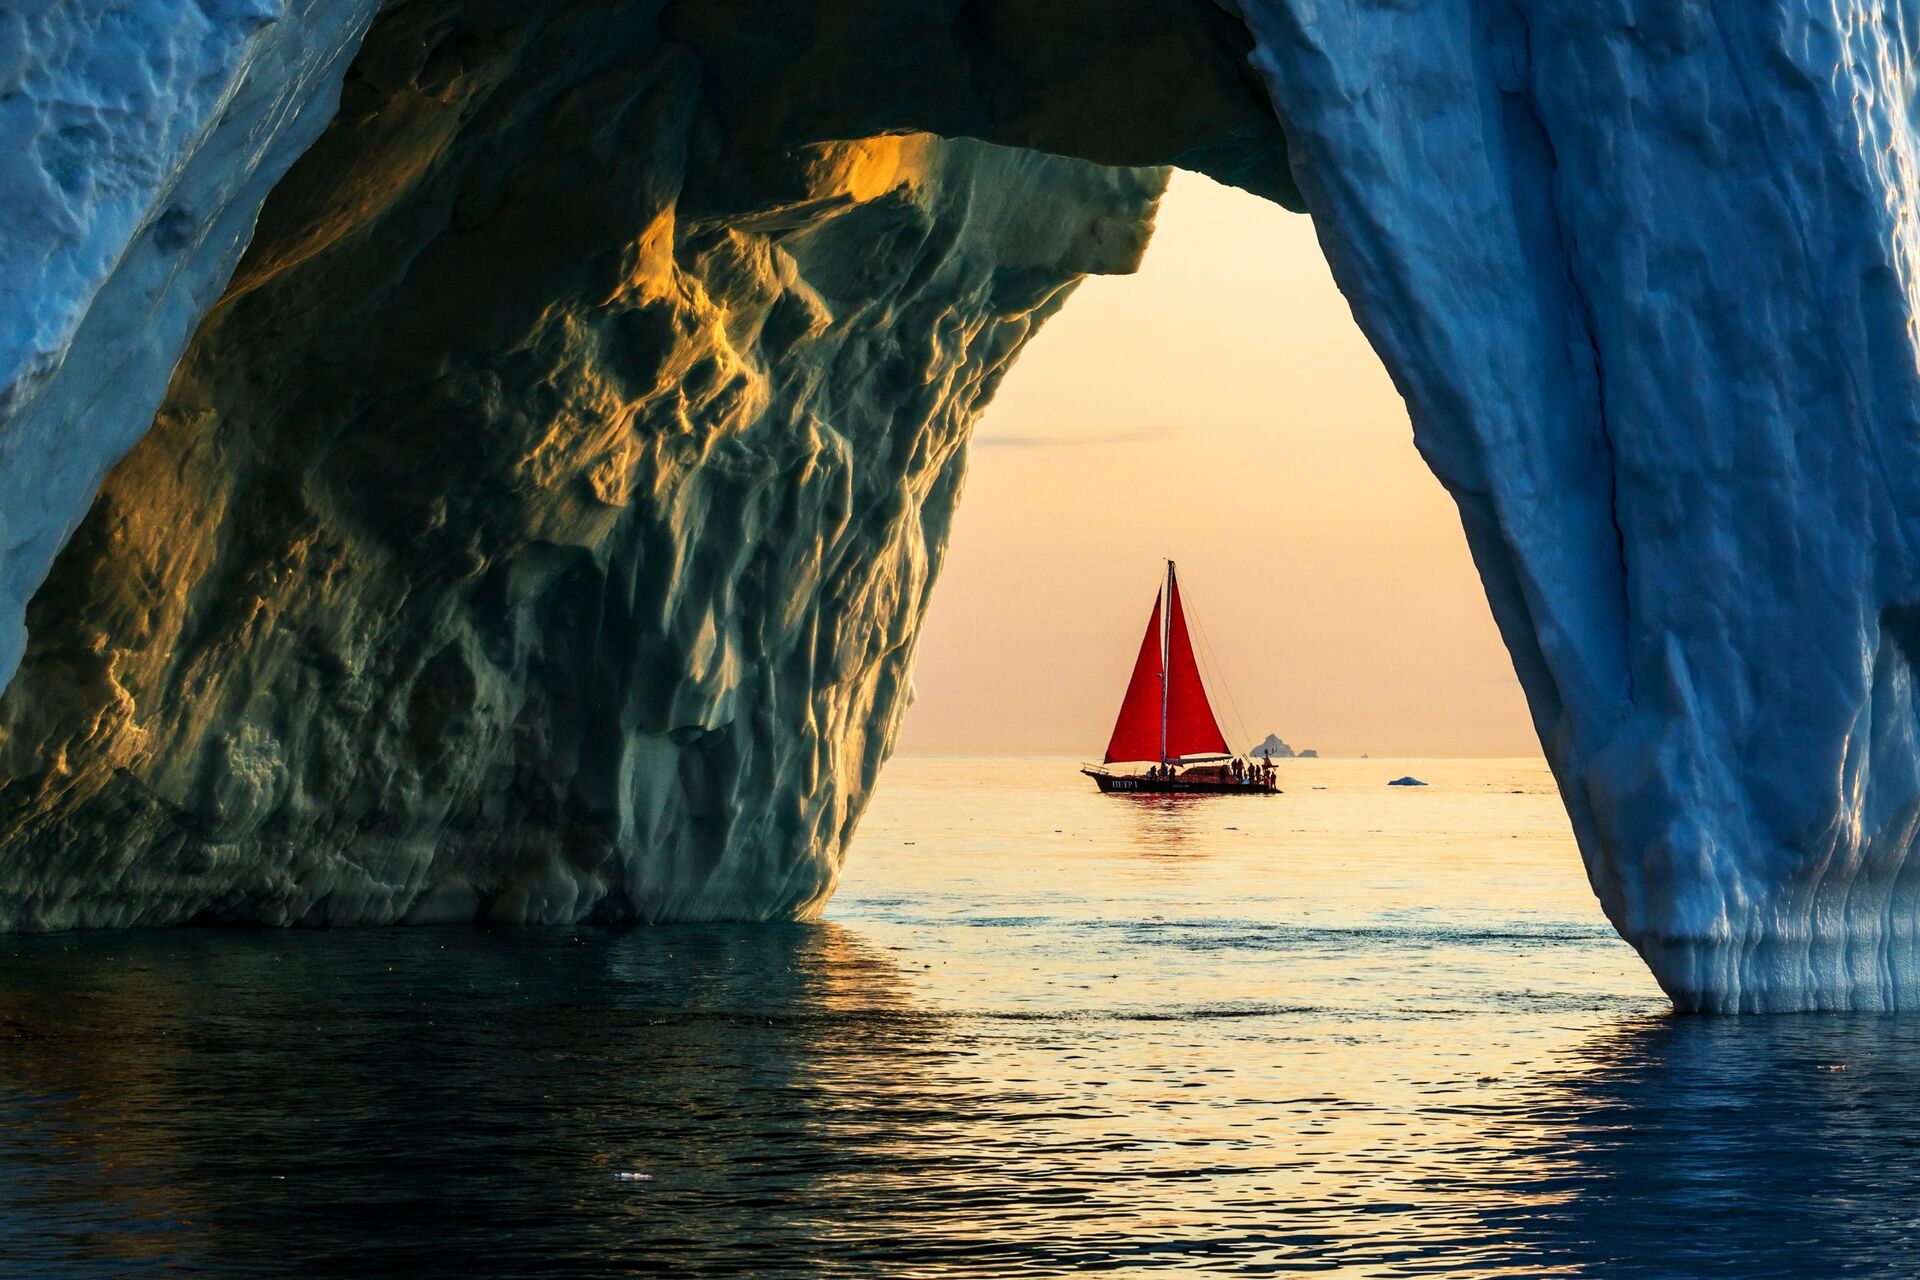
[1082,561,1279,795]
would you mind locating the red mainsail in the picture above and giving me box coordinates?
[1101,565,1232,764]
[1103,590,1165,764]
[1165,570,1230,759]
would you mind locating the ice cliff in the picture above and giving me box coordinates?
[6,0,1920,1011]
[1223,1,1920,1011]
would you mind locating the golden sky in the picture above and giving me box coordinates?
[895,170,1538,759]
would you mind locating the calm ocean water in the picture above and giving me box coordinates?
[5,756,1920,1277]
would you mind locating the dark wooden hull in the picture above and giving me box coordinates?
[1083,769,1278,795]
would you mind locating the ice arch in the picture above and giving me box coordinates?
[4,1,1920,1012]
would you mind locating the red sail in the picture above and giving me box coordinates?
[1165,569,1230,759]
[1103,590,1165,764]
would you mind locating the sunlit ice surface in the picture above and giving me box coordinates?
[5,758,1920,1276]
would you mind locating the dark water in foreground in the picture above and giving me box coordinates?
[4,758,1920,1277]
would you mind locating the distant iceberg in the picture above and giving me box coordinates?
[1252,733,1316,759]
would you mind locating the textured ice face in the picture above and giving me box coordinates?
[7,0,1920,1009]
[0,1,1169,930]
[1225,0,1920,1010]
[0,0,384,690]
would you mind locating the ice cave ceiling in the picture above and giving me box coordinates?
[7,0,1920,1012]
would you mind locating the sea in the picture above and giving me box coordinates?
[4,756,1920,1277]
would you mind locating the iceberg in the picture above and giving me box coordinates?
[5,0,1920,1009]
[0,2,1169,932]
[1221,1,1920,1010]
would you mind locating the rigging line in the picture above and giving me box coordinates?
[1185,568,1256,756]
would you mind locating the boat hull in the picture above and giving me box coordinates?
[1083,769,1278,796]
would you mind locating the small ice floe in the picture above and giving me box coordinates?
[1387,776,1427,787]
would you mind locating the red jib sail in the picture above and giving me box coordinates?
[1103,591,1165,764]
[1164,569,1230,759]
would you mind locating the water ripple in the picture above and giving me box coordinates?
[1,760,1908,1276]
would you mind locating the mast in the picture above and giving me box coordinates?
[1160,559,1172,765]
[1163,561,1233,763]
[1103,559,1229,767]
